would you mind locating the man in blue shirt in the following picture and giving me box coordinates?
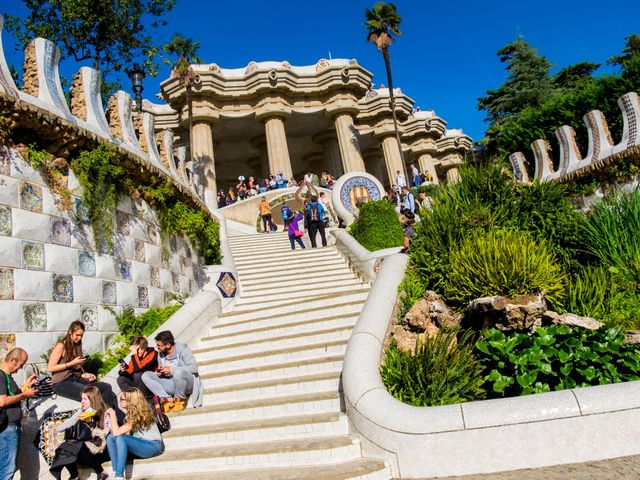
[305,196,328,248]
[401,186,415,215]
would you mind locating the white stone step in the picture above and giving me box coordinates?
[228,232,290,244]
[130,458,390,480]
[239,277,363,299]
[236,258,347,276]
[232,285,368,312]
[237,263,353,281]
[163,411,349,450]
[219,291,367,324]
[233,248,340,267]
[194,328,351,364]
[240,271,359,291]
[235,283,365,307]
[200,314,357,350]
[131,436,361,476]
[198,341,347,374]
[203,371,341,404]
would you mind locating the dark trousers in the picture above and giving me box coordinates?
[53,377,118,408]
[50,445,108,479]
[261,214,272,232]
[288,235,305,250]
[308,221,327,248]
[117,372,152,397]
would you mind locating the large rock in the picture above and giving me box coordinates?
[465,294,547,332]
[405,291,461,332]
[542,310,603,330]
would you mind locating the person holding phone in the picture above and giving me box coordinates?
[48,321,118,408]
[117,336,158,397]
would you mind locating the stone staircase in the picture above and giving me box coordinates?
[131,231,392,479]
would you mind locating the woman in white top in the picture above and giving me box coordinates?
[105,388,164,480]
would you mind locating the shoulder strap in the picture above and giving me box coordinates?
[2,370,13,396]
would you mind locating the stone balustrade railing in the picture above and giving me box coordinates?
[0,17,200,208]
[509,91,640,183]
[340,252,640,478]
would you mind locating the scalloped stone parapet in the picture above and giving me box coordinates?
[140,112,163,168]
[70,67,111,136]
[618,92,640,150]
[509,152,530,183]
[0,16,18,97]
[21,38,72,118]
[106,91,140,148]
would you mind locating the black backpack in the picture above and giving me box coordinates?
[309,204,320,222]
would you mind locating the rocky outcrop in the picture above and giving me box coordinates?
[465,295,547,332]
[541,310,603,330]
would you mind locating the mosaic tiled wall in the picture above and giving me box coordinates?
[0,146,204,361]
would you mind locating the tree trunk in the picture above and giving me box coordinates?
[382,48,406,178]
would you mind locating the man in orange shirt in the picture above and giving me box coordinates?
[259,198,272,233]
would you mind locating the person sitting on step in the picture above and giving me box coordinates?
[117,336,158,398]
[141,330,203,413]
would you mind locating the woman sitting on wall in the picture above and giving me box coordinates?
[50,386,110,480]
[106,388,164,480]
[48,321,118,407]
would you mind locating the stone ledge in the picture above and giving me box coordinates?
[342,252,640,478]
[330,229,399,283]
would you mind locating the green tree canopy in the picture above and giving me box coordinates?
[608,33,640,68]
[4,0,176,99]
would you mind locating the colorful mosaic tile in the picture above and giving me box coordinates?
[52,274,73,302]
[138,286,149,308]
[20,182,43,213]
[0,146,11,175]
[147,225,158,244]
[120,260,132,281]
[0,333,16,361]
[134,240,145,262]
[0,205,11,236]
[81,305,98,331]
[50,218,71,246]
[77,251,96,276]
[102,281,117,305]
[216,272,237,298]
[22,241,44,270]
[172,272,180,291]
[74,197,90,225]
[0,268,14,300]
[23,302,46,331]
[150,266,160,288]
[116,211,130,235]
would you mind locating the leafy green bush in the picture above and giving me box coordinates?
[445,229,566,308]
[559,266,611,319]
[349,200,403,251]
[583,188,640,286]
[476,326,640,398]
[381,329,485,407]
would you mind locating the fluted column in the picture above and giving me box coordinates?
[446,167,461,184]
[417,153,439,184]
[333,112,365,172]
[314,131,343,177]
[262,115,293,179]
[191,120,217,210]
[380,135,406,187]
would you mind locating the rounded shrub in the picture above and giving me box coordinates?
[349,199,403,251]
[444,229,566,308]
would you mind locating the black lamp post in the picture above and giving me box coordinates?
[127,64,145,112]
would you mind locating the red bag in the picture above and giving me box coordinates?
[294,230,304,238]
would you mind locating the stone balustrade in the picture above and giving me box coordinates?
[509,92,640,183]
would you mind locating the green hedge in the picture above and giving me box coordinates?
[349,200,403,251]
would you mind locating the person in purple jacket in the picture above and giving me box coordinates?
[287,211,306,250]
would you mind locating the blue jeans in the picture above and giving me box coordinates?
[289,235,305,250]
[0,424,20,480]
[107,434,163,477]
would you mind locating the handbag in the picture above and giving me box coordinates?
[64,420,93,442]
[27,363,54,398]
[152,395,171,433]
[294,229,304,238]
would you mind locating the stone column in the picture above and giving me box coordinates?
[191,120,218,210]
[262,114,293,179]
[363,149,386,185]
[314,131,343,177]
[446,167,461,184]
[417,152,440,184]
[379,134,406,187]
[333,112,365,173]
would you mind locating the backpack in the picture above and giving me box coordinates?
[269,221,278,232]
[281,205,293,221]
[309,203,320,222]
[152,395,171,433]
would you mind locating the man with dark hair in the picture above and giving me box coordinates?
[141,331,203,413]
[305,195,327,248]
[1,348,37,480]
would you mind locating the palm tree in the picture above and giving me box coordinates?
[364,2,405,172]
[163,34,203,186]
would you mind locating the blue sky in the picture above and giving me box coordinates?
[2,0,639,141]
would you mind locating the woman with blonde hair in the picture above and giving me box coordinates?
[50,386,110,480]
[48,321,117,407]
[105,388,164,480]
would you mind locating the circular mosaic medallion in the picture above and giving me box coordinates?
[331,172,385,225]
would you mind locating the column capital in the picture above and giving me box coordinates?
[255,106,292,122]
[325,104,360,119]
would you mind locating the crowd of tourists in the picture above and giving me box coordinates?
[0,320,202,480]
[217,170,337,207]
